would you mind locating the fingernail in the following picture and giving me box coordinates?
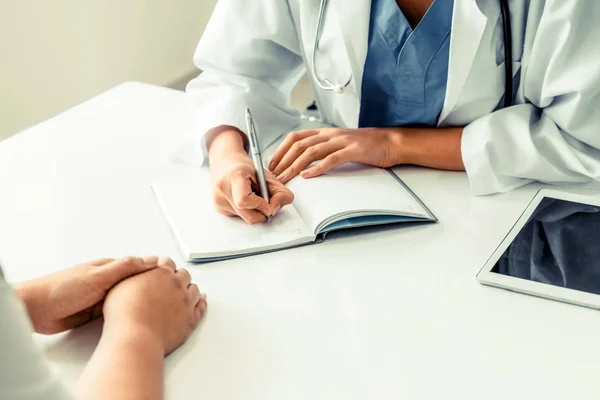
[269,161,275,170]
[273,205,281,216]
[201,293,207,301]
[301,170,312,178]
[277,173,286,182]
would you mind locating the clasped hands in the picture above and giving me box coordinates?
[14,256,207,355]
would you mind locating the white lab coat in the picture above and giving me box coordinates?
[174,0,600,195]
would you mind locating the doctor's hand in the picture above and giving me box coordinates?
[13,257,159,334]
[269,127,402,184]
[209,131,295,224]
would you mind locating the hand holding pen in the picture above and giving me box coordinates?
[245,109,273,223]
[205,109,295,225]
[206,104,294,224]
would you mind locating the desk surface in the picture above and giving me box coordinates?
[1,82,599,400]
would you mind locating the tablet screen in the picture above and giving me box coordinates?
[491,197,600,295]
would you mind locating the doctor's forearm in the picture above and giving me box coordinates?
[394,127,465,171]
[207,126,247,162]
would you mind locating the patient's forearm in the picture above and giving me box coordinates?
[77,322,164,400]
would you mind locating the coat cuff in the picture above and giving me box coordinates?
[462,116,533,196]
[169,95,250,167]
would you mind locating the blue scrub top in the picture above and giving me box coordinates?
[359,0,454,128]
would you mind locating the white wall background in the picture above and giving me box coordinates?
[0,0,217,140]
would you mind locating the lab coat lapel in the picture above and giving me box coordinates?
[439,0,498,124]
[331,0,372,99]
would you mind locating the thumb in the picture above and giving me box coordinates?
[95,256,158,291]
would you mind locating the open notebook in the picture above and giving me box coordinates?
[154,124,436,262]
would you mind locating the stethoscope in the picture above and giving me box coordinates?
[311,0,514,108]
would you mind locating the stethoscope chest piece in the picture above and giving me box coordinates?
[333,84,345,94]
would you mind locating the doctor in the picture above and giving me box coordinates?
[176,0,600,224]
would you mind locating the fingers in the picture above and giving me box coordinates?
[231,172,294,222]
[234,208,268,224]
[269,130,318,172]
[188,284,203,325]
[188,283,201,305]
[191,289,207,327]
[229,173,270,224]
[88,258,115,266]
[187,283,207,330]
[271,134,327,176]
[176,268,192,288]
[301,150,352,179]
[175,268,205,329]
[277,141,344,184]
[212,193,237,216]
[269,192,294,216]
[158,257,176,272]
[211,154,277,224]
[142,256,159,266]
[266,172,295,216]
[194,300,207,326]
[99,257,158,290]
[213,177,269,224]
[231,174,271,216]
[37,304,99,334]
[215,207,236,217]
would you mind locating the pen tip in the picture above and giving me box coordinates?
[267,215,273,224]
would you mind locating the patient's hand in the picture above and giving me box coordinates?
[102,258,207,355]
[13,256,159,334]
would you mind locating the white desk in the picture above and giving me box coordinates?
[1,82,599,400]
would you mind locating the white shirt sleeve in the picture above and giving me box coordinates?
[0,268,76,400]
[169,0,305,167]
[461,0,600,195]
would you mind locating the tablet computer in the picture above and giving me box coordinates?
[477,189,600,310]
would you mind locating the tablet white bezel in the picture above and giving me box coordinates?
[477,189,600,310]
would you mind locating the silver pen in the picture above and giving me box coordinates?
[245,108,272,223]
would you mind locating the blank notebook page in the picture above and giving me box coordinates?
[287,163,428,232]
[152,170,314,258]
